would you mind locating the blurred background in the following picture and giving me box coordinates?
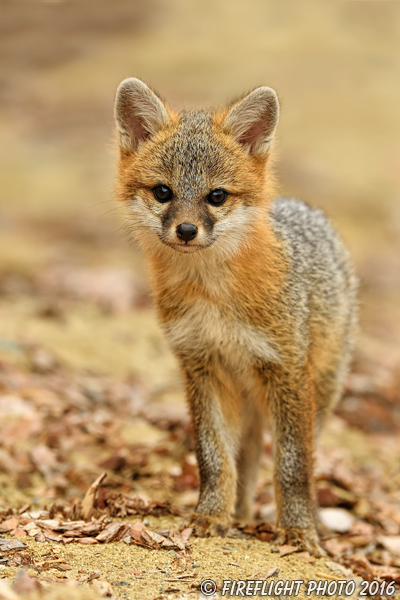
[0,0,400,501]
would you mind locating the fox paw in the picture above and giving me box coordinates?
[273,527,326,557]
[189,512,231,537]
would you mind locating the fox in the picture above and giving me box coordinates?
[113,78,358,556]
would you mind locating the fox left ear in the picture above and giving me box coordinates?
[223,87,280,159]
[114,78,170,152]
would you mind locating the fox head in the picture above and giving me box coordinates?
[114,78,279,258]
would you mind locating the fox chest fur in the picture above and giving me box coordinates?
[152,258,282,372]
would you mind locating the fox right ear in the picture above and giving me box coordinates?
[223,87,280,159]
[114,78,170,151]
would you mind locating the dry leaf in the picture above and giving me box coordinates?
[297,551,316,563]
[279,544,299,557]
[141,530,166,546]
[81,473,107,520]
[180,527,193,541]
[0,518,19,532]
[11,529,26,538]
[130,521,146,540]
[265,567,279,578]
[96,522,126,543]
[0,540,26,552]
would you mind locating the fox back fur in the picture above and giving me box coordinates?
[114,78,358,556]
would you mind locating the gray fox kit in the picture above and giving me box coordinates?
[114,78,358,556]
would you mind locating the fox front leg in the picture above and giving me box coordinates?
[269,371,326,557]
[183,363,238,537]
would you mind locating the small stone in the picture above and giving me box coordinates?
[319,508,355,533]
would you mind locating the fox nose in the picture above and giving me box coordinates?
[176,223,198,243]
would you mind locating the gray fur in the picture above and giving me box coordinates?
[269,197,358,418]
[270,197,357,337]
[161,112,232,201]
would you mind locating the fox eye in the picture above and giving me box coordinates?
[153,184,173,203]
[207,189,227,206]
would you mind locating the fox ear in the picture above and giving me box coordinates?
[223,87,279,158]
[114,78,170,151]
